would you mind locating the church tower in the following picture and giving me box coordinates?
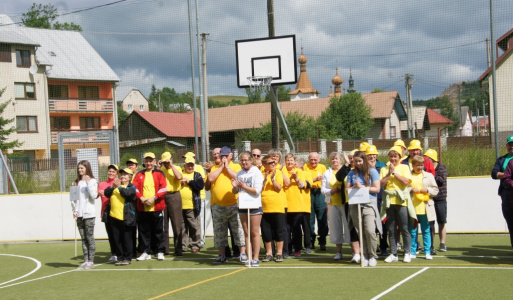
[289,47,320,101]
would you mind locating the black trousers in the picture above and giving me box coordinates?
[287,212,303,253]
[110,217,134,261]
[138,211,166,254]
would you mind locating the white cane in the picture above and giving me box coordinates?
[358,203,364,267]
[247,209,252,268]
[74,201,77,257]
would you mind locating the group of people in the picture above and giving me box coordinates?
[71,138,454,269]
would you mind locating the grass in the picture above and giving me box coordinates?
[1,234,513,299]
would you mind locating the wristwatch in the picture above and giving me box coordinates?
[391,172,395,176]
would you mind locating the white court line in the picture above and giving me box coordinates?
[0,254,42,286]
[167,255,513,261]
[370,267,429,300]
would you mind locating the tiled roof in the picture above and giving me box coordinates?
[136,111,201,137]
[427,108,454,124]
[208,91,402,132]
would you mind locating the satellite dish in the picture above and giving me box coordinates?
[29,65,38,75]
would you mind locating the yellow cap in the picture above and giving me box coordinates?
[183,152,196,158]
[366,145,378,155]
[185,156,195,164]
[126,158,138,165]
[424,149,438,162]
[108,164,119,171]
[389,146,403,158]
[161,152,172,161]
[415,192,430,202]
[394,139,406,149]
[407,139,422,151]
[349,149,358,156]
[359,142,370,151]
[143,152,156,159]
[119,167,133,175]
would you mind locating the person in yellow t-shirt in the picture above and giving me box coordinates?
[183,151,207,251]
[296,157,313,253]
[304,152,328,250]
[409,156,438,260]
[380,146,413,263]
[158,152,184,256]
[207,146,246,264]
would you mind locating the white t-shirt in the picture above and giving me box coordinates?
[236,166,264,208]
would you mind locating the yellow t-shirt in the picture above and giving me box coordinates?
[301,170,313,213]
[109,186,126,220]
[282,167,306,213]
[304,163,327,189]
[143,171,156,212]
[329,170,343,206]
[261,169,285,213]
[161,165,182,192]
[210,161,242,206]
[379,164,412,206]
[411,172,428,214]
[194,164,206,200]
[180,172,195,210]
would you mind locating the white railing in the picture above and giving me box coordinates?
[49,99,114,112]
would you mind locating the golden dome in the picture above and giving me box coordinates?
[298,47,307,64]
[332,68,343,85]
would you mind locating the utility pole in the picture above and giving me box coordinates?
[201,33,210,159]
[482,99,487,135]
[404,74,415,138]
[486,38,491,68]
[267,0,279,149]
[458,87,462,136]
[476,102,480,136]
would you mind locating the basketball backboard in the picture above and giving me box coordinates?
[235,35,297,88]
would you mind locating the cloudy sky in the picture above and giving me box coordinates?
[4,0,513,102]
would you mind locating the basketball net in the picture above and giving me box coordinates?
[247,76,273,93]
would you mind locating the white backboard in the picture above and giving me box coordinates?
[235,35,297,88]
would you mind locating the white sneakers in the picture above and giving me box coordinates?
[368,258,377,267]
[136,252,152,261]
[410,254,417,259]
[351,254,361,263]
[108,255,117,263]
[425,254,433,260]
[403,254,411,263]
[157,253,165,261]
[384,254,398,263]
[334,252,342,260]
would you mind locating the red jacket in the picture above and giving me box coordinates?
[132,169,167,212]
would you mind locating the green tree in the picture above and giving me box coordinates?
[317,93,374,139]
[371,88,386,93]
[0,88,23,151]
[425,95,460,134]
[264,86,292,102]
[245,88,263,103]
[117,105,129,125]
[22,3,82,31]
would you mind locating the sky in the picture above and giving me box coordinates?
[3,0,513,103]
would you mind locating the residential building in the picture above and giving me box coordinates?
[120,89,148,113]
[455,106,473,137]
[400,106,430,138]
[424,108,454,137]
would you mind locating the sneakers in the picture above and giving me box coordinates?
[439,243,447,252]
[136,252,152,261]
[293,251,301,258]
[363,258,369,267]
[157,252,165,261]
[262,254,274,262]
[351,254,361,263]
[83,262,94,270]
[191,247,200,253]
[334,252,342,260]
[410,254,417,259]
[320,245,327,251]
[77,262,88,270]
[305,247,312,254]
[213,255,227,264]
[369,258,377,267]
[275,255,283,262]
[239,253,249,263]
[431,248,437,255]
[108,255,118,263]
[403,254,411,263]
[245,259,260,267]
[380,249,389,256]
[425,254,433,260]
[283,253,290,259]
[384,254,398,263]
[115,260,131,266]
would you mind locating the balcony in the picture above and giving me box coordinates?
[49,98,114,112]
[51,130,111,144]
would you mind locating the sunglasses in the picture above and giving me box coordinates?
[266,161,276,165]
[252,154,261,158]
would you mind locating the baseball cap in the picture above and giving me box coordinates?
[424,149,438,162]
[161,152,172,161]
[394,139,406,149]
[389,146,403,158]
[507,135,513,144]
[366,145,378,155]
[185,156,195,164]
[119,168,133,175]
[108,164,119,171]
[220,146,231,156]
[126,158,138,165]
[359,142,370,151]
[408,139,422,151]
[183,152,196,158]
[349,149,358,156]
[144,152,155,159]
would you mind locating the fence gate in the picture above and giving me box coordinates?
[58,130,118,192]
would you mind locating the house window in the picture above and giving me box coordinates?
[49,85,69,99]
[390,126,397,139]
[127,104,133,111]
[139,105,144,111]
[0,44,11,62]
[15,49,30,67]
[50,117,70,130]
[16,116,38,133]
[15,83,36,99]
[79,117,100,130]
[78,86,99,99]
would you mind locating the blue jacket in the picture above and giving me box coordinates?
[492,154,509,195]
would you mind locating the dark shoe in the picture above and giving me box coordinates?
[174,252,183,256]
[320,244,327,251]
[262,255,273,262]
[431,248,437,255]
[213,255,227,264]
[439,243,447,252]
[275,255,283,262]
[380,249,389,256]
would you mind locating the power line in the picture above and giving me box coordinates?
[380,79,404,91]
[82,31,187,36]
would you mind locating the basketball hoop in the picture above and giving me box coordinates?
[247,76,272,93]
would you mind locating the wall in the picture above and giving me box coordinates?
[0,177,507,242]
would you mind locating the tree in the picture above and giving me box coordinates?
[317,93,374,139]
[117,105,129,126]
[22,3,82,31]
[424,95,460,134]
[264,86,292,102]
[245,88,263,103]
[0,88,23,151]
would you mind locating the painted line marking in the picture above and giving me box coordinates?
[0,254,42,286]
[371,267,429,300]
[147,268,247,300]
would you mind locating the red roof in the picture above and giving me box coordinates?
[479,27,513,81]
[473,117,489,128]
[135,111,201,137]
[427,108,454,124]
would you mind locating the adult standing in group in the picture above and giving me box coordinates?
[98,164,119,263]
[72,160,98,270]
[380,146,414,263]
[252,148,263,170]
[132,152,167,261]
[296,157,313,254]
[126,158,139,257]
[424,149,448,252]
[323,152,351,260]
[492,135,513,248]
[183,151,207,250]
[159,152,184,256]
[232,151,264,267]
[207,146,246,264]
[402,140,435,176]
[394,139,407,158]
[304,152,328,250]
[366,145,388,255]
[126,158,139,175]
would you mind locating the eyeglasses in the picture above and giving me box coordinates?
[266,161,276,165]
[252,154,261,158]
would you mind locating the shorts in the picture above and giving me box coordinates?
[238,206,263,215]
[434,201,447,224]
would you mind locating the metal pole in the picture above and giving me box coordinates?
[458,87,462,136]
[482,99,487,135]
[194,0,206,162]
[267,0,280,149]
[187,0,199,156]
[0,152,18,194]
[202,33,210,162]
[489,0,500,158]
